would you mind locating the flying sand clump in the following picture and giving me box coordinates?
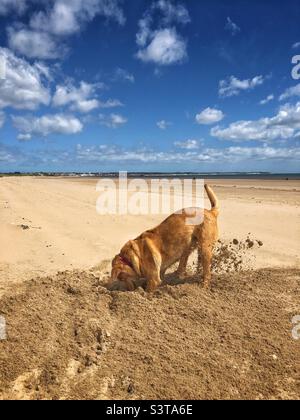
[211,236,263,274]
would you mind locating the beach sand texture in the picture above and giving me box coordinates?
[0,176,299,400]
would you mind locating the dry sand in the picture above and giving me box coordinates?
[0,176,299,400]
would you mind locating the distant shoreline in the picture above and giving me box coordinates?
[1,172,300,180]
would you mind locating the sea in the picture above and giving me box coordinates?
[2,172,300,180]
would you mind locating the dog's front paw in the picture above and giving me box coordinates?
[146,278,161,293]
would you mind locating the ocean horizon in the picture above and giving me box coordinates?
[1,171,300,180]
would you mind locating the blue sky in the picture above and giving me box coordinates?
[0,0,300,172]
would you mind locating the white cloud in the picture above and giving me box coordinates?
[137,28,187,66]
[195,107,224,125]
[211,102,300,142]
[72,99,99,113]
[279,83,300,101]
[8,27,63,60]
[219,75,265,98]
[136,1,190,66]
[136,0,190,48]
[0,48,51,110]
[17,133,32,141]
[0,0,28,15]
[292,42,300,49]
[260,94,274,105]
[157,119,171,130]
[30,0,125,36]
[215,146,300,161]
[99,113,127,128]
[76,143,300,164]
[8,0,125,59]
[174,139,201,150]
[52,81,108,113]
[3,141,300,167]
[225,17,240,36]
[12,114,83,137]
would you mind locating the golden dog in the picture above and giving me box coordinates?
[110,184,219,292]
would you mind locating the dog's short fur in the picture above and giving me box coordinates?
[110,184,219,292]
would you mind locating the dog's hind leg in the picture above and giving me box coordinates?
[176,247,191,280]
[200,243,213,288]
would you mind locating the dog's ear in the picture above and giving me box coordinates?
[111,255,119,267]
[128,240,142,276]
[110,255,122,282]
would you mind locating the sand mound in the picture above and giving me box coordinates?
[0,261,299,400]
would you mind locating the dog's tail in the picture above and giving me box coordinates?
[205,184,219,215]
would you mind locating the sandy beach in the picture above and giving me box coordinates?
[0,176,299,294]
[0,176,299,400]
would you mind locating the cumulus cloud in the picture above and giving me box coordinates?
[12,114,83,137]
[174,139,201,149]
[219,75,265,98]
[8,0,125,59]
[195,107,224,125]
[99,113,128,128]
[52,81,121,113]
[8,27,64,60]
[279,83,300,101]
[30,0,125,36]
[52,82,99,113]
[157,119,171,130]
[137,28,187,66]
[260,94,274,105]
[292,42,300,49]
[225,17,240,36]
[211,102,300,142]
[136,0,190,66]
[0,48,51,110]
